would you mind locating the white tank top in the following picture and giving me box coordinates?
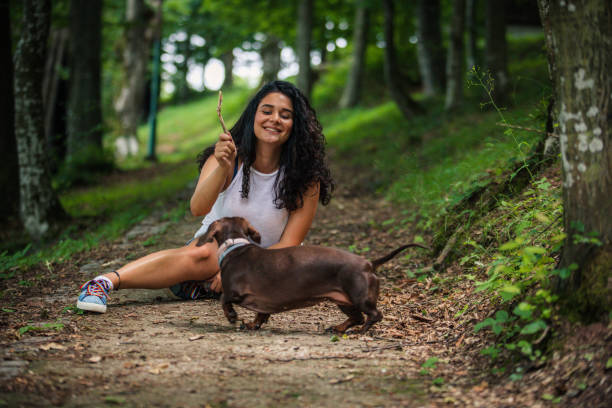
[193,164,289,248]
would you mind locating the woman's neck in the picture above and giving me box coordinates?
[253,144,281,174]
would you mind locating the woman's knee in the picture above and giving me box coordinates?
[186,243,214,263]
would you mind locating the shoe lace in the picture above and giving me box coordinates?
[81,280,111,299]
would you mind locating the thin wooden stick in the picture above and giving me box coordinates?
[409,313,434,323]
[264,355,358,363]
[497,122,557,138]
[217,90,229,134]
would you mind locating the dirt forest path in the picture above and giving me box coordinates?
[3,160,513,408]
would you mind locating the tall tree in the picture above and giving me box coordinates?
[538,0,612,316]
[382,0,423,118]
[296,0,313,98]
[220,50,234,88]
[66,0,104,170]
[43,27,69,171]
[445,0,466,111]
[172,1,200,103]
[260,34,281,85]
[465,0,478,70]
[0,0,19,220]
[13,0,66,238]
[114,0,159,157]
[485,0,509,106]
[339,1,369,109]
[416,0,445,97]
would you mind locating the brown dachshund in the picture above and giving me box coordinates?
[198,217,429,333]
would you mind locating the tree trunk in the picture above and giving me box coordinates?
[260,34,281,85]
[221,50,234,88]
[485,0,509,106]
[14,0,67,238]
[465,0,478,70]
[382,0,424,118]
[296,0,313,98]
[175,33,192,103]
[538,0,612,318]
[43,27,68,161]
[416,0,445,96]
[114,0,156,157]
[42,27,69,172]
[339,2,369,109]
[66,0,104,166]
[445,0,466,111]
[0,0,19,220]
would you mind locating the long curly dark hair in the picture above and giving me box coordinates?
[197,81,334,212]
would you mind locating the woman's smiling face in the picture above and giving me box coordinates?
[253,92,294,147]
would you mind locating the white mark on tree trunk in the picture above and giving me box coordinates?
[577,163,587,173]
[565,169,574,187]
[558,103,582,133]
[560,133,574,187]
[574,121,587,132]
[593,127,602,136]
[589,138,604,153]
[574,68,594,90]
[577,133,589,152]
[558,103,587,188]
[586,106,599,117]
[567,3,576,12]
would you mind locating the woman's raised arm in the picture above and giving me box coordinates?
[190,133,236,216]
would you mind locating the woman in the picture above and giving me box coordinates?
[77,81,334,313]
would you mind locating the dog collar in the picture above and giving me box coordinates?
[217,238,251,266]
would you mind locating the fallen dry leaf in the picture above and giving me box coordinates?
[40,342,66,351]
[329,375,355,384]
[88,356,102,363]
[148,363,169,375]
[472,381,488,393]
[189,334,205,341]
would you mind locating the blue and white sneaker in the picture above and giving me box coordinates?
[76,279,111,313]
[169,281,220,300]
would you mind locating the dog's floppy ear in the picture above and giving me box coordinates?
[196,221,220,247]
[242,219,261,244]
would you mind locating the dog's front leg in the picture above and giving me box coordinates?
[243,313,270,330]
[220,293,238,324]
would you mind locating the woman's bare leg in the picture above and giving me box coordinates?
[101,240,220,289]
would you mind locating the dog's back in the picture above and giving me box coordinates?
[221,245,374,314]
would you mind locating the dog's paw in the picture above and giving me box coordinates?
[243,321,261,330]
[324,324,349,334]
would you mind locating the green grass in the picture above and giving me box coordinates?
[114,86,253,169]
[322,98,544,221]
[60,162,197,217]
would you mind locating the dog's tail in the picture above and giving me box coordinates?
[371,243,430,268]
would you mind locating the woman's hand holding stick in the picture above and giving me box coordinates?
[214,90,236,171]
